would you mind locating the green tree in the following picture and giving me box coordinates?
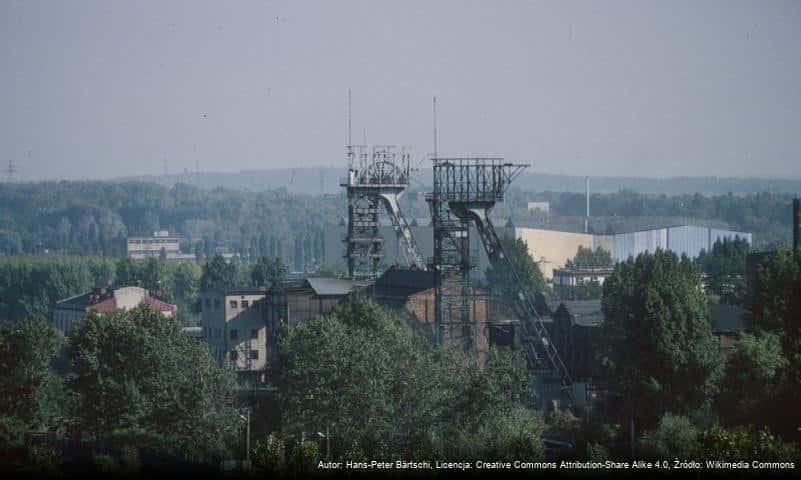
[485,235,547,305]
[67,305,241,460]
[747,248,801,438]
[251,433,286,473]
[638,413,698,460]
[566,246,613,269]
[598,250,723,427]
[250,256,287,289]
[0,316,64,427]
[280,295,545,460]
[717,332,787,427]
[696,236,750,304]
[200,254,237,291]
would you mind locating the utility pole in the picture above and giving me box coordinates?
[433,96,438,158]
[246,408,251,463]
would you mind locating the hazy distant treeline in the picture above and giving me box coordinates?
[0,180,796,260]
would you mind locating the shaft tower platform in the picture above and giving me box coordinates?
[343,145,427,281]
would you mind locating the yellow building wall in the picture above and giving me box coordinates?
[514,228,614,280]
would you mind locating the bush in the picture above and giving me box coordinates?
[638,413,698,459]
[288,440,320,474]
[252,433,285,473]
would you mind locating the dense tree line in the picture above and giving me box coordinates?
[588,248,800,460]
[0,255,202,327]
[493,189,796,249]
[1,182,795,264]
[0,182,331,271]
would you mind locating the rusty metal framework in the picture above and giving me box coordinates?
[428,157,572,393]
[343,145,427,281]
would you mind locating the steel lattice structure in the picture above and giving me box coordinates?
[343,145,427,281]
[428,157,573,394]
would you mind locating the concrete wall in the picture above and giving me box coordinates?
[202,291,268,376]
[514,228,595,280]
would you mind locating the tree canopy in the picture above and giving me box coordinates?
[485,235,547,305]
[67,305,241,461]
[566,246,613,269]
[279,294,544,460]
[598,250,723,427]
[0,316,64,427]
[696,236,750,304]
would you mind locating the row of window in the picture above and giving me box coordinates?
[205,327,260,341]
[230,299,250,309]
[129,239,179,245]
[203,297,259,311]
[230,349,259,360]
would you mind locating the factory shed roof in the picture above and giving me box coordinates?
[305,277,363,296]
[556,300,604,327]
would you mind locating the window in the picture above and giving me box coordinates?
[241,300,249,309]
[230,350,238,361]
[214,299,221,310]
[250,329,259,340]
[230,329,238,341]
[250,350,259,360]
[205,298,211,309]
[230,300,238,309]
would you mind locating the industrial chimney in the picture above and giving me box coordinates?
[584,176,590,234]
[794,198,800,252]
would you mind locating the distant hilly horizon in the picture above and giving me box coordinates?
[112,166,801,197]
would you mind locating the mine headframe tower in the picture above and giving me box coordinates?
[342,145,427,282]
[427,157,573,394]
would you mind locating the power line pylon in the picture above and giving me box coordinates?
[6,159,18,182]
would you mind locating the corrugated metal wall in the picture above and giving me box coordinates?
[613,228,668,262]
[614,226,753,262]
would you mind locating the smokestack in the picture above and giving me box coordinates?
[584,176,590,234]
[794,198,800,252]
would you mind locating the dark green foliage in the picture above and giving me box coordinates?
[0,255,203,326]
[251,433,286,473]
[250,256,287,289]
[0,182,332,268]
[287,440,320,474]
[279,294,544,460]
[717,332,787,427]
[697,424,799,462]
[749,248,801,338]
[566,246,613,269]
[599,250,723,426]
[200,254,237,291]
[696,236,750,304]
[745,248,801,439]
[485,234,547,304]
[67,305,241,461]
[638,413,699,460]
[553,282,603,301]
[0,316,64,427]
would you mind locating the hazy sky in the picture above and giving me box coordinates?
[1,0,799,181]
